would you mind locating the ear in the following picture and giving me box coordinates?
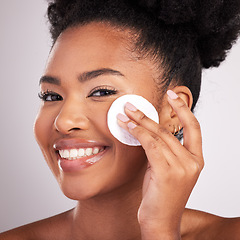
[158,86,193,133]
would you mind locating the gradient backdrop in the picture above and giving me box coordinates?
[0,0,240,232]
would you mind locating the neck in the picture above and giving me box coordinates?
[70,166,146,240]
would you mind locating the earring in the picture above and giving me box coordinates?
[173,125,181,136]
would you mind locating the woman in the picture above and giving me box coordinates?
[1,0,240,239]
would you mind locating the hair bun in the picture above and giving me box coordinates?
[48,0,240,69]
[136,0,240,68]
[138,0,196,24]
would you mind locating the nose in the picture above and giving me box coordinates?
[54,98,90,134]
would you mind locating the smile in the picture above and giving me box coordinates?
[58,147,104,161]
[53,138,108,172]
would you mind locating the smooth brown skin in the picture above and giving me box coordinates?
[1,22,240,240]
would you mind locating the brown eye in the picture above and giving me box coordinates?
[90,89,117,97]
[38,91,63,102]
[88,87,117,98]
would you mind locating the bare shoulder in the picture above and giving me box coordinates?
[0,209,74,240]
[181,208,240,240]
[181,208,222,237]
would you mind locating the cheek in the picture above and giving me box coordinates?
[116,144,147,175]
[89,102,114,141]
[93,108,108,129]
[34,108,61,177]
[34,107,55,153]
[100,144,147,196]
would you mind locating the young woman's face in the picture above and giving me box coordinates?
[34,22,164,200]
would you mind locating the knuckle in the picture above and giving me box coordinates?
[147,140,158,150]
[134,126,143,136]
[147,139,158,150]
[186,160,202,177]
[153,135,161,142]
[156,126,171,136]
[175,167,186,180]
[152,135,168,149]
[137,111,148,122]
[189,162,200,174]
[177,100,188,109]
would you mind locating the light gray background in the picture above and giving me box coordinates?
[0,0,239,232]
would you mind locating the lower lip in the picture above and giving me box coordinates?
[58,148,107,173]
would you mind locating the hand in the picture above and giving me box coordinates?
[117,90,204,240]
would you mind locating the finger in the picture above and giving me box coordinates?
[167,90,202,157]
[117,117,179,169]
[123,102,188,156]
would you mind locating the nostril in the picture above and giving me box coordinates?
[54,109,90,133]
[69,127,81,131]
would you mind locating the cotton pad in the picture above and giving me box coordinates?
[107,94,159,146]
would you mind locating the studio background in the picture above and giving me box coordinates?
[0,0,239,232]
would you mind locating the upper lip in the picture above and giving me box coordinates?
[53,138,107,150]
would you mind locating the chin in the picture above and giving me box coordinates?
[59,181,102,201]
[56,171,139,201]
[56,173,115,201]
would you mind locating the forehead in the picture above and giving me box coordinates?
[48,23,132,67]
[46,22,156,73]
[45,22,159,101]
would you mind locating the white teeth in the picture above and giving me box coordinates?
[78,148,85,157]
[85,148,93,156]
[63,150,69,158]
[93,147,99,155]
[59,147,103,160]
[70,149,78,158]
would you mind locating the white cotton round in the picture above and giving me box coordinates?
[107,94,159,146]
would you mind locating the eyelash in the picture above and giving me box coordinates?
[38,90,63,102]
[38,87,118,102]
[88,86,118,98]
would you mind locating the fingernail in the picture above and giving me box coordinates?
[167,90,178,100]
[117,113,129,122]
[125,102,137,112]
[127,122,137,129]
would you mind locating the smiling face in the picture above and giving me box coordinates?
[34,22,166,200]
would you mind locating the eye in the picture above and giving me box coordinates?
[88,86,117,97]
[38,90,63,102]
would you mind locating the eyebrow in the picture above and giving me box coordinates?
[39,75,60,85]
[39,68,125,85]
[78,68,124,82]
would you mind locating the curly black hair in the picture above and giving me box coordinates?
[46,0,240,112]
